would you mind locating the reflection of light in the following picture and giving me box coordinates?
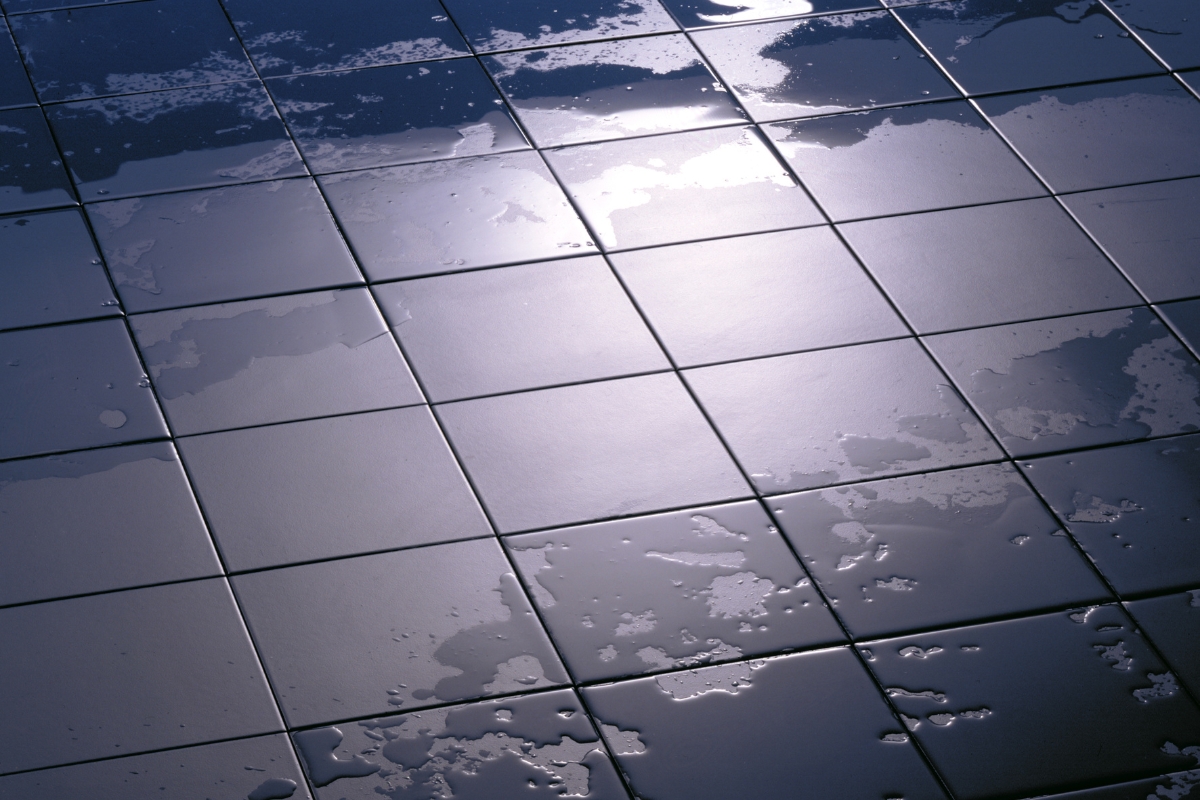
[698,0,815,24]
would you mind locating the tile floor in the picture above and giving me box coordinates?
[1,0,1199,798]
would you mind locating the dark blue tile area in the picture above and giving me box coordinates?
[0,19,35,110]
[269,60,528,173]
[840,197,1140,332]
[1161,298,1200,356]
[0,579,281,774]
[1182,68,1200,94]
[0,442,219,607]
[693,12,957,122]
[1126,591,1200,699]
[895,0,1164,96]
[291,690,627,799]
[233,539,568,727]
[1104,0,1200,70]
[1028,771,1200,800]
[440,0,679,53]
[177,407,491,572]
[506,501,843,682]
[373,256,668,402]
[764,100,1045,220]
[1022,435,1200,595]
[225,0,470,77]
[685,339,1002,494]
[978,76,1200,193]
[865,606,1200,799]
[484,34,746,147]
[0,318,167,461]
[662,0,883,28]
[1062,177,1200,303]
[8,0,255,103]
[927,308,1200,457]
[0,208,117,331]
[584,648,947,800]
[437,374,753,533]
[0,106,75,214]
[48,81,305,201]
[2,0,143,15]
[86,179,362,313]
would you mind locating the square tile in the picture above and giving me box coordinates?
[0,106,75,214]
[774,464,1109,638]
[977,76,1200,193]
[0,208,118,331]
[320,151,595,282]
[584,649,947,799]
[764,100,1045,220]
[233,539,569,727]
[226,0,470,77]
[545,125,823,250]
[895,0,1163,96]
[0,19,35,110]
[441,0,679,53]
[0,442,219,607]
[290,690,626,799]
[840,197,1140,333]
[926,308,1200,457]
[0,580,281,774]
[692,12,957,122]
[178,407,490,572]
[1161,298,1200,356]
[685,338,1002,494]
[1021,435,1200,595]
[9,0,254,103]
[610,226,907,366]
[661,0,883,28]
[507,501,843,682]
[437,373,752,533]
[1062,177,1200,303]
[484,34,746,147]
[1105,0,1200,70]
[865,606,1200,799]
[1127,591,1200,698]
[48,81,306,201]
[87,178,362,313]
[0,734,310,800]
[269,60,529,174]
[0,318,167,461]
[373,256,667,402]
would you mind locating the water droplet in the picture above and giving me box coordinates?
[99,409,127,429]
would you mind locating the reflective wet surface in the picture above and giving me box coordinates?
[0,106,75,213]
[0,19,34,109]
[440,0,679,53]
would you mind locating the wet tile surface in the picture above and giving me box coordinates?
[1126,590,1200,698]
[662,0,883,28]
[0,106,75,214]
[0,19,35,110]
[441,0,679,53]
[1161,298,1200,356]
[1104,0,1200,70]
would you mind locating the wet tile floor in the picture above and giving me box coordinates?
[0,0,1199,797]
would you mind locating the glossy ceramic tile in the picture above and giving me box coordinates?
[374,256,667,402]
[1,0,142,10]
[321,151,594,281]
[233,539,568,727]
[437,373,752,533]
[895,0,1163,96]
[507,501,843,682]
[1022,435,1200,595]
[48,81,305,201]
[686,338,1002,494]
[978,76,1200,193]
[765,100,1044,220]
[841,197,1140,332]
[290,690,627,799]
[693,12,957,122]
[270,60,528,173]
[9,0,254,103]
[0,734,310,800]
[1127,591,1200,698]
[0,442,219,607]
[0,19,35,110]
[1162,299,1200,357]
[1028,771,1200,800]
[927,308,1200,457]
[178,407,490,572]
[441,0,679,53]
[1062,177,1200,303]
[774,464,1109,638]
[87,179,362,313]
[611,227,906,366]
[1182,68,1200,95]
[584,648,947,800]
[0,318,167,461]
[132,289,421,435]
[0,208,117,331]
[0,106,75,214]
[0,579,281,774]
[226,0,470,77]
[545,125,823,250]
[485,34,746,147]
[865,606,1200,799]
[1104,0,1200,70]
[662,0,883,28]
